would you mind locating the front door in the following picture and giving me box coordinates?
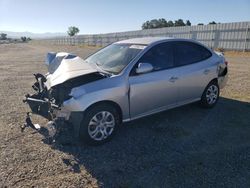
[128,42,178,119]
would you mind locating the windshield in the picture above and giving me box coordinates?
[85,43,146,74]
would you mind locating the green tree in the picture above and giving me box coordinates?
[142,19,173,29]
[151,19,160,28]
[174,19,185,27]
[167,21,174,27]
[198,23,204,25]
[186,20,191,26]
[67,26,80,36]
[158,18,168,28]
[142,18,191,29]
[209,21,217,25]
[0,33,7,40]
[142,19,160,29]
[142,21,150,29]
[21,36,27,42]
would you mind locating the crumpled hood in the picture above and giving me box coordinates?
[45,55,98,89]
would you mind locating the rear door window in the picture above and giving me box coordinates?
[174,41,212,66]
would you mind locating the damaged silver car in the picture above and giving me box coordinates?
[23,37,228,145]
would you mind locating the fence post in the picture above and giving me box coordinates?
[191,31,197,40]
[243,23,249,52]
[213,30,220,49]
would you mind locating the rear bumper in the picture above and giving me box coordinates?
[218,65,228,89]
[218,73,228,89]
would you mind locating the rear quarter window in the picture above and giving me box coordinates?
[174,41,212,66]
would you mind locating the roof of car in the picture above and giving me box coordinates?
[115,37,175,45]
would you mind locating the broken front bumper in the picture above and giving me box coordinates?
[23,73,72,120]
[23,73,53,118]
[23,95,82,144]
[23,93,72,120]
[22,73,83,143]
[23,94,56,120]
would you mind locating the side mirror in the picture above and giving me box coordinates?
[136,63,153,74]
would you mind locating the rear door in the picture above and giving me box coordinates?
[172,41,215,104]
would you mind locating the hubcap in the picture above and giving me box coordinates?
[206,85,218,105]
[88,111,115,141]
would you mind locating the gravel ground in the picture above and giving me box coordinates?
[0,43,250,188]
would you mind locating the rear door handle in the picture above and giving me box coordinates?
[204,69,210,75]
[169,76,178,82]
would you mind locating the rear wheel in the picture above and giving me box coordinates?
[79,103,120,145]
[200,81,220,108]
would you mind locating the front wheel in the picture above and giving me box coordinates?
[79,104,120,145]
[200,81,220,108]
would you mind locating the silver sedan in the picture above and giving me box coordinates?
[24,37,228,145]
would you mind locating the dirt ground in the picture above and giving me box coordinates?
[0,43,250,188]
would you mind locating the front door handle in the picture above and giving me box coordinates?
[204,69,210,75]
[169,76,178,82]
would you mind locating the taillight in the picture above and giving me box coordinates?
[225,61,228,66]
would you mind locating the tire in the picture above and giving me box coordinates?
[79,103,120,145]
[200,81,220,108]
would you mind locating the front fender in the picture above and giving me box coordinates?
[63,87,130,121]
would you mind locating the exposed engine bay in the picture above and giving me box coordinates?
[24,72,105,119]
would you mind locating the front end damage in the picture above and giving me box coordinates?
[22,73,76,144]
[22,52,106,143]
[24,74,59,120]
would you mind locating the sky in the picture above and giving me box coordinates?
[0,0,250,34]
